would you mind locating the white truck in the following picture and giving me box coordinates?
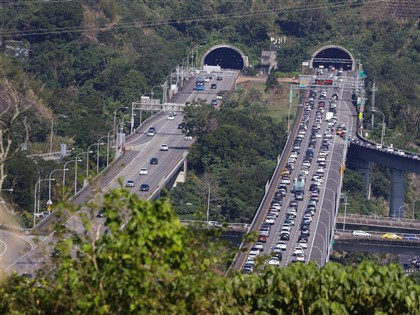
[326,112,334,122]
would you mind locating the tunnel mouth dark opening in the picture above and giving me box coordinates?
[313,48,352,70]
[203,47,244,70]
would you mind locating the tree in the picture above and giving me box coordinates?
[1,190,420,314]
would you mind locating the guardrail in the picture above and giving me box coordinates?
[334,234,420,247]
[0,223,31,234]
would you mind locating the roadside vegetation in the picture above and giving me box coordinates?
[1,194,419,314]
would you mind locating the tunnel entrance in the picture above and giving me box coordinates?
[202,46,247,70]
[311,45,355,71]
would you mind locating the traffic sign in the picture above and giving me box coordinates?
[47,199,53,205]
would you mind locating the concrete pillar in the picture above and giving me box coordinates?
[348,158,371,200]
[390,169,406,218]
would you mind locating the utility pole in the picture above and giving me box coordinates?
[371,80,377,132]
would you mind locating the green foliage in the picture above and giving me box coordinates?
[2,195,419,314]
[265,71,280,91]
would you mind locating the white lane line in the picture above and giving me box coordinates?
[0,240,7,257]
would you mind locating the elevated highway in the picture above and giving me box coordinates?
[5,71,238,276]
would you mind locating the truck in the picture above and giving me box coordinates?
[326,112,334,122]
[292,178,305,194]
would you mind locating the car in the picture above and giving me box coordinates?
[51,247,61,257]
[381,233,402,240]
[167,114,175,120]
[150,157,158,164]
[258,235,268,243]
[352,230,372,237]
[125,180,135,188]
[280,233,290,241]
[160,144,169,151]
[403,234,420,240]
[268,257,280,266]
[211,99,218,106]
[265,216,275,225]
[147,127,156,136]
[177,122,185,129]
[204,76,210,82]
[254,242,264,250]
[139,168,148,175]
[295,252,305,262]
[299,239,308,249]
[139,184,150,191]
[249,247,260,256]
[217,76,223,81]
[271,202,281,210]
[277,242,287,250]
[295,191,304,201]
[293,246,304,256]
[96,209,105,218]
[211,83,217,89]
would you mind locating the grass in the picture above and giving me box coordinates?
[233,77,299,122]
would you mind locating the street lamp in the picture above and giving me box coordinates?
[49,114,68,154]
[206,183,210,225]
[74,152,84,194]
[106,129,113,167]
[113,107,128,150]
[96,136,107,173]
[341,192,349,231]
[63,158,82,196]
[86,143,96,179]
[397,204,408,218]
[48,168,68,213]
[33,179,54,227]
[372,109,386,146]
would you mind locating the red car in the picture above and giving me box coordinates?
[258,235,267,243]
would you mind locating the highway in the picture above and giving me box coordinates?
[4,71,238,276]
[235,69,359,272]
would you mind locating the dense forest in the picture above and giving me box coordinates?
[1,0,419,222]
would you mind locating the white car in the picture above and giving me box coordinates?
[139,168,148,175]
[277,241,287,250]
[295,252,305,262]
[281,178,291,185]
[352,230,372,237]
[293,246,304,256]
[254,242,264,250]
[249,247,260,256]
[271,203,281,210]
[160,144,169,151]
[268,257,280,266]
[265,216,275,225]
[299,240,308,249]
[167,114,175,120]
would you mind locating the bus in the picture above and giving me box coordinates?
[195,77,205,91]
[315,79,333,85]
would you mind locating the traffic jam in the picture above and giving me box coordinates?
[243,70,346,273]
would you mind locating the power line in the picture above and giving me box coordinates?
[0,0,396,38]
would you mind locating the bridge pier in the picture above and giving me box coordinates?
[390,168,406,218]
[347,158,371,199]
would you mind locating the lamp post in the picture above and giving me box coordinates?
[63,159,80,196]
[74,152,84,194]
[48,168,68,214]
[106,129,113,167]
[86,143,96,178]
[49,114,67,154]
[96,136,107,173]
[113,107,128,150]
[33,179,54,227]
[206,183,210,225]
[115,121,127,153]
[342,193,349,231]
[372,109,386,146]
[397,204,408,218]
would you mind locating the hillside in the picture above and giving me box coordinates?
[0,0,419,220]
